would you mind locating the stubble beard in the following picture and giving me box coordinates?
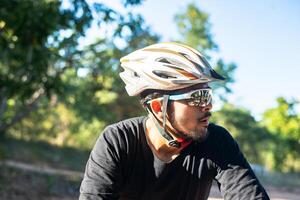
[188,126,209,141]
[169,113,209,142]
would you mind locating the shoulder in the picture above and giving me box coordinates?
[206,123,240,155]
[106,116,146,131]
[206,123,246,165]
[207,123,234,142]
[97,116,147,150]
[104,116,146,138]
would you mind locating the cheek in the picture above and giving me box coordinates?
[170,103,197,125]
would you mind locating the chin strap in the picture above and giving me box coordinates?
[147,94,181,148]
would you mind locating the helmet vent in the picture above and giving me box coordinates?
[153,70,176,79]
[156,57,185,68]
[156,58,171,64]
[180,53,192,61]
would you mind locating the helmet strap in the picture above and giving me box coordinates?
[147,95,181,148]
[162,95,169,130]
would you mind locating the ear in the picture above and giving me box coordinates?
[150,99,162,114]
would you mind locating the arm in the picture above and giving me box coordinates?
[79,127,124,200]
[214,129,270,200]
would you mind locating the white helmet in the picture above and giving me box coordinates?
[119,42,225,96]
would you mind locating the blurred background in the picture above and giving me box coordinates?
[0,0,299,199]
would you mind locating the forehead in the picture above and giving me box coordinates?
[172,83,210,94]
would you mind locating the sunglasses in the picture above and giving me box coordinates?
[168,88,212,107]
[148,88,212,107]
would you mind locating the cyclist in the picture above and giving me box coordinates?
[79,42,270,200]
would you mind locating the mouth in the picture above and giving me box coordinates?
[198,113,211,126]
[199,118,209,126]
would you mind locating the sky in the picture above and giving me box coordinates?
[88,0,300,119]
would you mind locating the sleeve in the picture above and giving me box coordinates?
[214,129,270,200]
[79,126,125,200]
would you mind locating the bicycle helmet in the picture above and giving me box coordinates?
[120,42,225,96]
[119,42,225,148]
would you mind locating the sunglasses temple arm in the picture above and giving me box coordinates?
[162,95,169,129]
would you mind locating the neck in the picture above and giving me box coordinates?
[145,117,189,162]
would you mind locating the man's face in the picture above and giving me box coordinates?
[167,83,212,141]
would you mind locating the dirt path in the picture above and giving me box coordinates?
[1,160,300,200]
[0,160,83,178]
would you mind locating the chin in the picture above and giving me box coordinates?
[189,127,208,141]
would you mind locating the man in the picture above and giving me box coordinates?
[79,42,270,199]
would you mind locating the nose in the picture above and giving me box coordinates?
[200,102,212,112]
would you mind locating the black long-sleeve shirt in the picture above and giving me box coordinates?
[80,116,269,200]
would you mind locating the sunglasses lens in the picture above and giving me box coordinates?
[187,89,212,106]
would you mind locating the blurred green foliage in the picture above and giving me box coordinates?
[261,97,300,172]
[1,0,92,133]
[0,0,156,137]
[0,1,299,174]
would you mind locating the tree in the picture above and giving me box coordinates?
[60,13,159,124]
[0,0,153,135]
[174,3,237,100]
[261,97,300,172]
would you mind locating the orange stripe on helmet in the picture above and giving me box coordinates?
[173,68,198,79]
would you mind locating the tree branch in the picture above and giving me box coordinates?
[0,88,45,134]
[0,88,8,118]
